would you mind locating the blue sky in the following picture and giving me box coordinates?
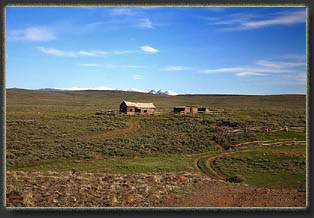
[6,6,306,95]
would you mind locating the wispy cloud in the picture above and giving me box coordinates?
[279,54,306,61]
[200,59,305,77]
[105,64,145,69]
[208,9,306,31]
[242,10,305,29]
[140,46,159,53]
[37,46,158,57]
[8,27,56,41]
[37,47,108,57]
[79,63,99,67]
[161,66,190,71]
[113,50,136,55]
[110,8,137,16]
[255,60,305,69]
[207,7,227,12]
[54,86,114,91]
[136,18,153,29]
[235,72,266,77]
[132,74,142,80]
[37,47,75,57]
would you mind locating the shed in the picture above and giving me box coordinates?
[198,107,210,114]
[120,101,156,115]
[186,106,198,114]
[174,106,210,114]
[174,106,188,114]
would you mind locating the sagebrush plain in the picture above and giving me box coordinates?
[6,89,307,207]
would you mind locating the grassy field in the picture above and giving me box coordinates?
[212,142,306,189]
[6,88,307,190]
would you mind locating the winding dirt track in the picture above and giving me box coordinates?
[195,138,306,181]
[31,119,141,143]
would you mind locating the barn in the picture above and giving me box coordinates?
[173,106,188,114]
[174,106,210,114]
[174,106,198,114]
[198,107,210,114]
[120,101,156,115]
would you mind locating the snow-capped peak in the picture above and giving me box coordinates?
[39,87,177,95]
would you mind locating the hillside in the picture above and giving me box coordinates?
[6,88,306,207]
[6,88,306,112]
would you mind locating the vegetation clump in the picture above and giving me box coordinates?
[227,175,245,183]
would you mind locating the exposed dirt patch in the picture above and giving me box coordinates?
[103,119,141,137]
[162,180,306,207]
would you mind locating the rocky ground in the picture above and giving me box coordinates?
[6,171,306,208]
[162,180,307,207]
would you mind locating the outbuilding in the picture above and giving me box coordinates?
[174,106,210,114]
[120,101,156,115]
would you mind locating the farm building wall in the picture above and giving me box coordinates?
[120,102,128,113]
[120,102,155,115]
[126,106,136,115]
[188,107,198,114]
[139,108,155,114]
[198,107,210,114]
[174,107,186,114]
[174,106,210,114]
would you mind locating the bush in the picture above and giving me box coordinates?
[227,175,245,183]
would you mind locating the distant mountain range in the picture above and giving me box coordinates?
[39,88,178,96]
[148,89,177,96]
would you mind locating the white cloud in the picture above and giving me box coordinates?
[37,47,74,57]
[235,72,265,77]
[162,66,190,71]
[78,50,108,56]
[200,67,248,74]
[115,88,147,93]
[132,74,142,80]
[200,67,292,75]
[200,59,305,77]
[136,18,153,29]
[110,8,136,16]
[126,65,145,69]
[209,9,306,31]
[242,10,306,29]
[280,71,306,85]
[55,86,114,91]
[113,50,135,55]
[8,27,56,41]
[279,54,306,61]
[255,60,305,69]
[140,46,159,53]
[105,64,145,69]
[37,47,108,57]
[207,7,227,12]
[129,88,148,93]
[79,63,99,67]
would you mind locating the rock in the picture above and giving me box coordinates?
[124,193,135,203]
[111,194,118,203]
[177,175,187,181]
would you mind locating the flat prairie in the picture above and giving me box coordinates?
[5,89,307,208]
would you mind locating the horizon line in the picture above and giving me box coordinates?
[6,87,306,96]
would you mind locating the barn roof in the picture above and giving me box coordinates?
[122,101,156,108]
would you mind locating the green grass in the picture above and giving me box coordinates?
[256,129,306,141]
[198,157,217,177]
[6,89,307,189]
[212,143,306,189]
[7,155,199,174]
